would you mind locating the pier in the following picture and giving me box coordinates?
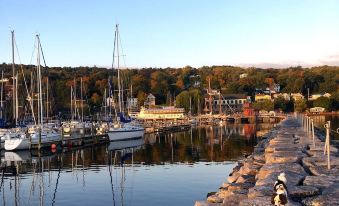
[195,114,339,206]
[196,114,285,124]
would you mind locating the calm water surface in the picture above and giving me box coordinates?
[0,124,275,206]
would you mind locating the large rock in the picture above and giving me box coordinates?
[256,163,307,180]
[256,171,305,187]
[236,175,256,184]
[308,165,339,176]
[225,182,255,191]
[302,194,339,206]
[303,175,339,190]
[238,162,260,176]
[239,196,271,206]
[207,194,223,203]
[288,185,320,198]
[322,183,339,195]
[253,154,265,162]
[227,172,241,183]
[247,185,274,198]
[265,145,302,153]
[265,151,303,164]
[303,156,339,168]
[222,194,247,206]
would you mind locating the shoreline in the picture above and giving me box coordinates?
[195,115,339,206]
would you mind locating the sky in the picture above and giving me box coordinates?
[1,0,339,68]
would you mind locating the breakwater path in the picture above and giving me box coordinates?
[195,115,339,206]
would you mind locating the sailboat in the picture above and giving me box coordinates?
[5,34,61,151]
[62,77,92,138]
[107,24,144,141]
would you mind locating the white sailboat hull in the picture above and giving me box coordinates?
[108,127,144,141]
[5,132,61,151]
[4,138,30,151]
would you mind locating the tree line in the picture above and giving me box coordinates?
[0,63,338,118]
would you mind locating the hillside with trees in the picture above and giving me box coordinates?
[0,63,338,119]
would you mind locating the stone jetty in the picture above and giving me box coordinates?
[195,115,339,206]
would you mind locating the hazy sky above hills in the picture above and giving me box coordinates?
[1,0,339,68]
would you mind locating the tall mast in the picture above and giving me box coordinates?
[104,88,107,118]
[37,35,44,127]
[81,77,83,122]
[46,77,49,121]
[116,24,122,114]
[11,30,17,125]
[71,86,73,121]
[31,71,34,123]
[15,73,18,122]
[0,71,3,119]
[73,78,78,120]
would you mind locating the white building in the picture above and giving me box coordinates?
[128,98,138,108]
[240,73,248,79]
[309,93,331,101]
[138,106,185,120]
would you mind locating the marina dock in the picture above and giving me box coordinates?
[196,115,339,206]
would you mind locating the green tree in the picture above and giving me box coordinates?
[252,100,274,111]
[274,96,286,111]
[294,99,307,112]
[313,96,332,111]
[175,91,190,112]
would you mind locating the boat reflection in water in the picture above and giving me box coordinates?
[0,123,276,206]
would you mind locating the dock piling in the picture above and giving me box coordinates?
[311,119,315,148]
[323,121,331,170]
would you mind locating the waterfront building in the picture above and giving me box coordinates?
[310,107,325,113]
[204,93,249,114]
[137,106,185,120]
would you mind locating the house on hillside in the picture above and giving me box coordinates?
[255,94,272,102]
[309,93,331,101]
[291,93,304,101]
[144,93,156,108]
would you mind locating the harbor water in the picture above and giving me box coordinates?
[0,123,276,205]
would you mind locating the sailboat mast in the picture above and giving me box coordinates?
[73,78,78,120]
[46,77,49,121]
[71,86,73,121]
[15,73,18,123]
[0,70,3,119]
[37,35,44,127]
[104,88,107,118]
[11,30,17,125]
[31,71,35,123]
[115,25,122,114]
[81,77,83,122]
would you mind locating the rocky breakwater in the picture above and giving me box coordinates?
[195,116,339,206]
